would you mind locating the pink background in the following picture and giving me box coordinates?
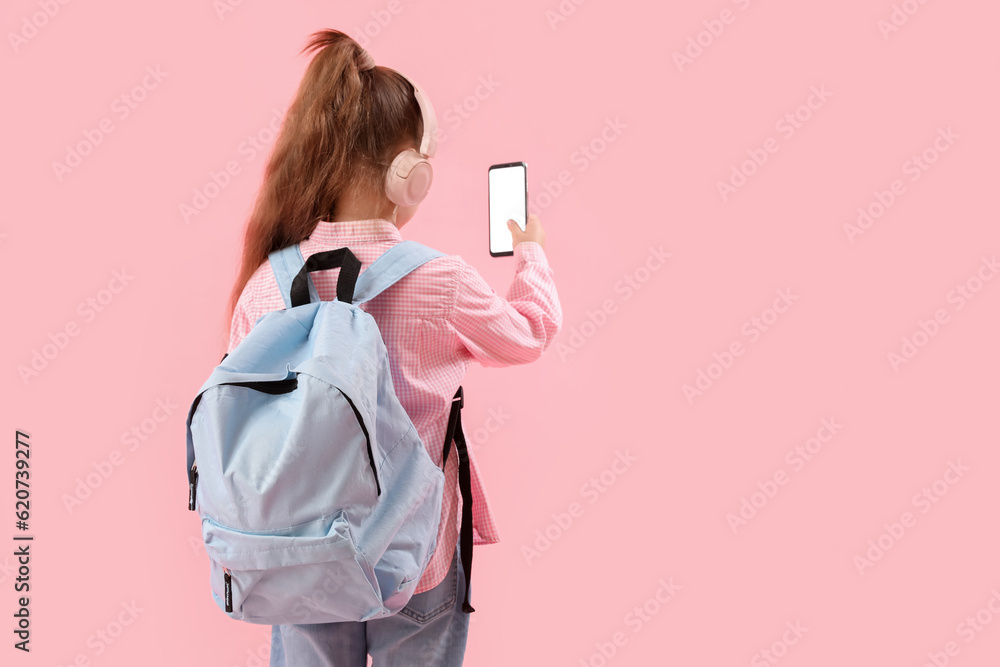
[3,0,999,665]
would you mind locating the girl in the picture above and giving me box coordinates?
[222,29,563,667]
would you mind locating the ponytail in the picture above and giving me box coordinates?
[222,28,423,352]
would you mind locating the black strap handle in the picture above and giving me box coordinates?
[290,248,361,307]
[443,386,475,613]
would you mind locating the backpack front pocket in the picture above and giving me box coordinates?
[202,509,385,624]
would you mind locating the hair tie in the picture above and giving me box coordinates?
[356,48,375,71]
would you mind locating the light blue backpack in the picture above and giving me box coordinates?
[185,240,475,625]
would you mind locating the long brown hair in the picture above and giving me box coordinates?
[222,28,423,351]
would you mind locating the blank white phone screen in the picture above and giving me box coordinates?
[489,164,526,255]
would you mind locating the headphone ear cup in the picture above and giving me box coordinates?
[386,149,433,207]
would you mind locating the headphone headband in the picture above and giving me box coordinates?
[405,76,437,159]
[357,48,436,158]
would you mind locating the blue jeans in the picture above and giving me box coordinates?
[269,541,471,666]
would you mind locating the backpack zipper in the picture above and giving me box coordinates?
[188,462,198,511]
[223,566,233,612]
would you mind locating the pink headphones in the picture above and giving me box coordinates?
[385,77,437,207]
[357,48,437,207]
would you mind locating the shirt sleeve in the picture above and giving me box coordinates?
[226,286,256,355]
[448,241,563,367]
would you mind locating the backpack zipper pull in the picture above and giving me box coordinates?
[223,566,233,612]
[188,462,198,511]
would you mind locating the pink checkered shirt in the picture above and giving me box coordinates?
[226,218,563,593]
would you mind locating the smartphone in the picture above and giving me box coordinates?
[488,161,527,257]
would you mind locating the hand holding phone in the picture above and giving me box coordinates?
[507,214,545,251]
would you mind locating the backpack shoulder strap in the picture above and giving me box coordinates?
[268,243,319,309]
[352,240,444,306]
